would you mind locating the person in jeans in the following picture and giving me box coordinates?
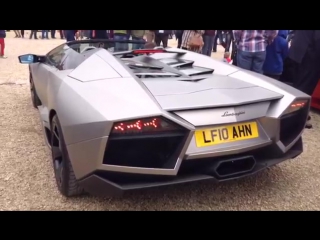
[233,30,278,74]
[91,30,108,39]
[263,30,289,80]
[20,30,24,38]
[131,30,146,49]
[154,30,171,48]
[114,30,129,51]
[65,30,78,41]
[0,30,7,58]
[29,30,38,39]
[201,30,215,56]
[41,30,49,39]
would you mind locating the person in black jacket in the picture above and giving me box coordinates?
[285,30,320,128]
[154,30,171,48]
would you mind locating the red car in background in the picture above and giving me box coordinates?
[311,80,320,109]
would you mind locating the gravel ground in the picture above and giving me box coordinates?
[1,31,320,210]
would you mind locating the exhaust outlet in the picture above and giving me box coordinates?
[215,156,256,178]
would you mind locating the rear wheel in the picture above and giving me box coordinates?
[51,115,84,197]
[30,72,41,108]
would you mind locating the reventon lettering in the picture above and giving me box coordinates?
[221,111,245,117]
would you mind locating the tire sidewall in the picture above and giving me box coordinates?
[51,115,71,195]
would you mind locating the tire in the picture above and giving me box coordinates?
[51,115,84,197]
[30,72,41,108]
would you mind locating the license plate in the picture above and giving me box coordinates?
[195,122,259,147]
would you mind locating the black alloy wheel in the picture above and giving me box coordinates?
[50,115,84,197]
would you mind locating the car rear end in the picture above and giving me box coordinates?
[75,50,310,197]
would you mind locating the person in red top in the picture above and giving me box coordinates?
[0,30,7,58]
[201,30,216,56]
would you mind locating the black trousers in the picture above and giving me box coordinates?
[59,30,64,39]
[20,30,24,37]
[155,34,169,48]
[29,30,38,39]
[293,56,320,96]
[51,30,56,38]
[177,35,182,48]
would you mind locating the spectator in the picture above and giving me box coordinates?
[287,30,320,128]
[231,33,237,66]
[233,30,278,74]
[51,30,56,39]
[222,30,233,52]
[65,30,78,41]
[131,30,146,49]
[201,30,215,56]
[263,30,289,80]
[154,30,171,48]
[91,30,108,39]
[146,30,155,43]
[29,30,38,40]
[0,30,7,58]
[20,30,24,38]
[59,30,64,39]
[181,30,205,53]
[13,30,21,38]
[175,30,184,48]
[113,30,130,51]
[41,30,49,39]
[212,30,223,52]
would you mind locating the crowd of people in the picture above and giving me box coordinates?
[1,30,320,127]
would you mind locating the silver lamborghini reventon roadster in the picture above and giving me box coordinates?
[18,39,310,197]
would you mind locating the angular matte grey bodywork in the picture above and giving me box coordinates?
[29,44,310,181]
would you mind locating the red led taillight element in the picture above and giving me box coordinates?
[111,117,180,135]
[291,102,305,108]
[283,99,308,115]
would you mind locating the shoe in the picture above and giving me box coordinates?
[0,55,8,59]
[305,120,312,129]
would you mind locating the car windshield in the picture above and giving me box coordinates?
[65,39,152,54]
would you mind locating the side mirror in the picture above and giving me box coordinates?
[18,54,46,64]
